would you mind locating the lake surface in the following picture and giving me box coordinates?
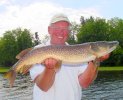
[83,71,123,100]
[0,71,123,100]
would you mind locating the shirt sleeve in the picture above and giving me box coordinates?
[29,64,44,81]
[78,63,88,75]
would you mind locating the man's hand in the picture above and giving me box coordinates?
[43,58,61,72]
[36,58,61,91]
[88,54,110,68]
[98,54,110,62]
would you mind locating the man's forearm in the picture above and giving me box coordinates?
[35,68,56,92]
[78,62,98,88]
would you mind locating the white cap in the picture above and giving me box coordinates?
[50,13,70,25]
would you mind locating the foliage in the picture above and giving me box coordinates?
[67,22,80,44]
[0,28,33,67]
[77,16,110,43]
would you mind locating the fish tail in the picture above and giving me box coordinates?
[3,69,16,88]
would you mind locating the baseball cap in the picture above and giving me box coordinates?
[49,13,70,25]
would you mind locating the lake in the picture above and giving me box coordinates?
[0,71,123,100]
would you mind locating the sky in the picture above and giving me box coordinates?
[0,0,122,38]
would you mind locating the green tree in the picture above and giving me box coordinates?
[109,18,123,47]
[77,16,110,43]
[0,28,33,67]
[0,31,17,66]
[107,18,123,65]
[16,28,33,52]
[67,22,80,44]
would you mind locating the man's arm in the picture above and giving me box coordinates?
[34,58,60,92]
[78,54,110,89]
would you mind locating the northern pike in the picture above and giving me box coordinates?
[4,41,119,87]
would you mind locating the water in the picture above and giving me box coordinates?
[82,71,123,100]
[0,71,123,100]
[0,74,33,100]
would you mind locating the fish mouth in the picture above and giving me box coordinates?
[103,41,119,56]
[96,41,119,57]
[108,41,119,49]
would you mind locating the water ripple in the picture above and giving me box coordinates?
[0,74,33,100]
[0,71,123,100]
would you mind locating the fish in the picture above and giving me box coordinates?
[4,41,119,87]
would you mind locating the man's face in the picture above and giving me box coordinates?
[48,21,70,45]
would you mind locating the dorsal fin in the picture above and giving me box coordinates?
[16,48,32,59]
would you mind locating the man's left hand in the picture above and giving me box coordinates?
[98,54,110,62]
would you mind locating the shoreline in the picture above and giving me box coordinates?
[0,66,123,73]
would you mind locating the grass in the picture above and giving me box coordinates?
[0,66,123,73]
[99,66,123,71]
[0,67,10,73]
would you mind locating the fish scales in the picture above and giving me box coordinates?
[15,44,94,72]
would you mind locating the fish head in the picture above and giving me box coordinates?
[90,41,119,58]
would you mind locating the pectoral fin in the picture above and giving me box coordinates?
[18,65,33,74]
[55,60,62,72]
[93,59,100,67]
[16,48,33,59]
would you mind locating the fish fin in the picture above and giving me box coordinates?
[90,43,100,58]
[16,48,33,59]
[55,60,62,72]
[19,65,33,74]
[3,69,16,88]
[93,59,100,67]
[92,59,100,81]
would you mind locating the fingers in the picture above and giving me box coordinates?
[104,54,110,59]
[99,54,110,62]
[88,61,94,66]
[45,58,52,68]
[43,58,59,69]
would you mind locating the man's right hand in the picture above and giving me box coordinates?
[36,58,60,91]
[43,58,61,72]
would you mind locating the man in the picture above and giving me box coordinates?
[29,13,109,100]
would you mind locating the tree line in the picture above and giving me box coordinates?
[0,16,123,67]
